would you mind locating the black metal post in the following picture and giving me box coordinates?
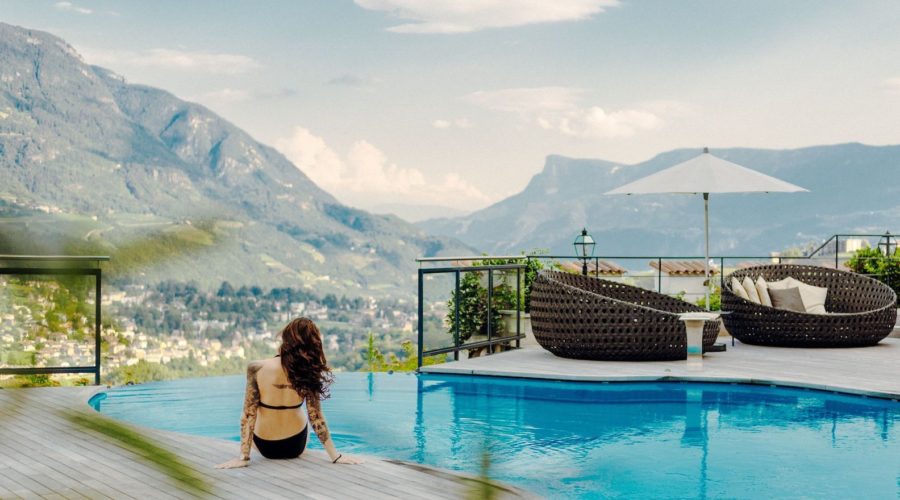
[835,236,839,269]
[94,269,102,385]
[657,258,662,293]
[516,266,521,349]
[453,270,460,361]
[417,269,424,369]
[581,258,588,276]
[719,257,725,290]
[486,269,493,354]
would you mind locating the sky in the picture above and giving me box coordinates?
[1,0,899,218]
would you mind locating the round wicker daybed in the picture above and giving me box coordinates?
[721,264,897,347]
[529,270,720,361]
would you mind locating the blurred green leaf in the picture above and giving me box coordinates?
[466,441,502,500]
[63,409,211,497]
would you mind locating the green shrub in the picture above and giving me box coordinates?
[3,350,36,366]
[846,247,900,295]
[366,332,444,371]
[446,270,501,343]
[23,374,59,387]
[522,256,544,313]
[445,254,547,343]
[695,286,721,311]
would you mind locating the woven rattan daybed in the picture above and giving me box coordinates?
[529,270,720,361]
[722,264,897,347]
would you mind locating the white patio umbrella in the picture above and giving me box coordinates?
[605,148,808,309]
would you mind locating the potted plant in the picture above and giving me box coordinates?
[446,270,501,344]
[446,256,545,350]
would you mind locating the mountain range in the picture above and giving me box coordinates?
[0,22,470,296]
[419,144,900,257]
[3,22,897,298]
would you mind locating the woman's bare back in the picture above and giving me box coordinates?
[252,358,308,440]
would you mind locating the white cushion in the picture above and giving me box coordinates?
[792,278,828,315]
[742,276,761,304]
[755,276,772,307]
[766,277,795,291]
[731,277,750,301]
[764,276,828,314]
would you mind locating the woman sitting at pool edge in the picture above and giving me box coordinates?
[216,317,361,468]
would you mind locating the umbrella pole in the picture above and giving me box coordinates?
[703,193,710,311]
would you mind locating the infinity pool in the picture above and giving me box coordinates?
[92,373,900,499]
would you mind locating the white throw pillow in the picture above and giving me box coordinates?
[791,278,828,315]
[766,277,795,291]
[755,276,772,307]
[742,276,761,304]
[731,277,750,301]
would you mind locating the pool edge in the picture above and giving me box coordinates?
[419,365,900,401]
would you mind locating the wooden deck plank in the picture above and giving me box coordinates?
[0,386,532,499]
[0,411,188,499]
[0,483,18,499]
[0,473,28,499]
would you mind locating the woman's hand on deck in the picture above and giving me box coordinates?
[334,454,363,465]
[215,457,250,469]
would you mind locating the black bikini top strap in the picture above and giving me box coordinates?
[258,401,303,410]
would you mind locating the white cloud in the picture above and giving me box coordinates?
[547,107,662,138]
[882,77,900,94]
[81,48,261,75]
[466,87,583,113]
[638,99,695,116]
[465,87,675,138]
[327,74,381,88]
[354,0,618,34]
[275,126,491,210]
[275,127,346,189]
[55,1,92,14]
[432,118,472,129]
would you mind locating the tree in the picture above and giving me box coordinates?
[217,281,235,297]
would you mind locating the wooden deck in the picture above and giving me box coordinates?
[0,387,532,499]
[421,338,900,400]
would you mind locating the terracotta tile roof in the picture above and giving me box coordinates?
[561,260,627,276]
[649,260,719,276]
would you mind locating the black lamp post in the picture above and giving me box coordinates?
[573,228,596,276]
[878,231,896,256]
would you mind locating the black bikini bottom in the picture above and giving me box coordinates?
[253,425,308,459]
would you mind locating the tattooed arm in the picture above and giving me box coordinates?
[305,390,335,457]
[239,361,263,459]
[216,361,262,468]
[305,391,362,464]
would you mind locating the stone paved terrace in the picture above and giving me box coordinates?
[421,338,900,400]
[0,386,533,499]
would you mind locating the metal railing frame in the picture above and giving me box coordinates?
[415,232,898,368]
[0,255,109,385]
[805,232,898,290]
[807,232,897,268]
[417,263,525,369]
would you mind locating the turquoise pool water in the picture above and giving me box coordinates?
[92,373,900,499]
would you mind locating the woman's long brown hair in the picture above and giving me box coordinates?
[279,317,333,401]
